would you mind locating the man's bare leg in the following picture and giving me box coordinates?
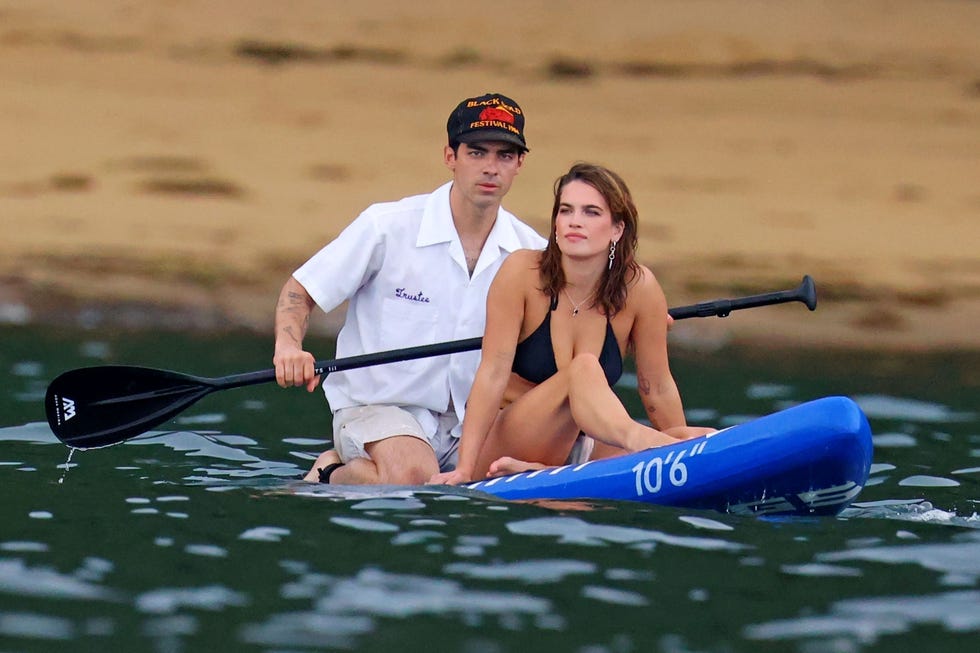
[303,449,341,483]
[320,436,438,485]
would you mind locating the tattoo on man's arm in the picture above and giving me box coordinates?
[279,290,307,308]
[282,325,300,345]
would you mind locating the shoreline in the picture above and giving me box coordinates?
[4,273,978,353]
[2,1,978,352]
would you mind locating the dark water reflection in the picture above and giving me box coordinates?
[1,325,978,652]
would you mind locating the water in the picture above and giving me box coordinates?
[1,325,978,652]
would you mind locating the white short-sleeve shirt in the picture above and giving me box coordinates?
[293,181,546,436]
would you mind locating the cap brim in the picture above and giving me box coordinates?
[457,129,528,151]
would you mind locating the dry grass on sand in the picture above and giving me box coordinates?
[1,1,978,350]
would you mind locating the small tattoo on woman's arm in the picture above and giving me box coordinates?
[637,372,652,397]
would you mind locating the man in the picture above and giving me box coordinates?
[273,93,547,485]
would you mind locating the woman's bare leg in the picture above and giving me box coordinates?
[479,355,715,478]
[589,439,626,460]
[487,457,546,477]
[472,367,582,479]
[665,425,716,440]
[567,354,680,452]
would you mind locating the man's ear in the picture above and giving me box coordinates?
[444,145,456,170]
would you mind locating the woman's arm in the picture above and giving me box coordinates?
[629,268,688,431]
[431,252,531,484]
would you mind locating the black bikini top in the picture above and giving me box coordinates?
[512,295,623,386]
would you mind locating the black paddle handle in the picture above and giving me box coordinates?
[219,276,816,390]
[668,275,816,320]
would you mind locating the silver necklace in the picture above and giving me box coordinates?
[562,287,594,316]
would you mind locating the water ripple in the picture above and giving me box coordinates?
[781,563,863,578]
[128,431,261,462]
[817,535,980,585]
[330,517,399,533]
[581,584,649,606]
[0,422,59,445]
[0,611,74,641]
[240,612,374,649]
[444,559,596,583]
[744,590,980,644]
[351,498,427,511]
[846,501,980,529]
[854,395,976,423]
[899,475,960,487]
[506,516,749,552]
[0,541,48,553]
[239,526,291,542]
[136,585,249,614]
[316,568,553,618]
[0,558,122,601]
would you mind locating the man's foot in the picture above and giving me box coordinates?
[487,456,545,478]
[303,449,342,483]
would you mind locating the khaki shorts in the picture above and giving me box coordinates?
[332,405,459,473]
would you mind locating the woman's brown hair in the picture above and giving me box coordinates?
[538,162,641,316]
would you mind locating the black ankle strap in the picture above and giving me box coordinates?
[317,462,345,484]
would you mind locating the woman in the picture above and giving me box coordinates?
[429,163,711,485]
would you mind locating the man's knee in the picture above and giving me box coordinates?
[367,436,438,485]
[379,461,433,485]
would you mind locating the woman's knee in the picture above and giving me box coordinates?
[567,353,604,391]
[568,352,602,374]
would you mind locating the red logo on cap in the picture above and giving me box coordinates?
[479,106,514,124]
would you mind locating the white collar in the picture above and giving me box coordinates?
[416,182,525,254]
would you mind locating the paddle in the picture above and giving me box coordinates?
[45,275,816,449]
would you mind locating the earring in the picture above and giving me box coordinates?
[608,240,617,270]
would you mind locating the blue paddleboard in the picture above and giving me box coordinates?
[465,396,873,516]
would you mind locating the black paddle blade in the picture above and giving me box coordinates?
[45,366,216,449]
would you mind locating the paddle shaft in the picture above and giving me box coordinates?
[220,336,486,390]
[45,275,816,448]
[215,274,817,390]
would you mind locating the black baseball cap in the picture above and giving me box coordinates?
[447,93,528,151]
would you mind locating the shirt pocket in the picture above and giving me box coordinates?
[380,296,442,353]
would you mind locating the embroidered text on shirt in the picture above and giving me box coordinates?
[395,288,431,303]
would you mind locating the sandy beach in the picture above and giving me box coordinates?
[1,0,978,350]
